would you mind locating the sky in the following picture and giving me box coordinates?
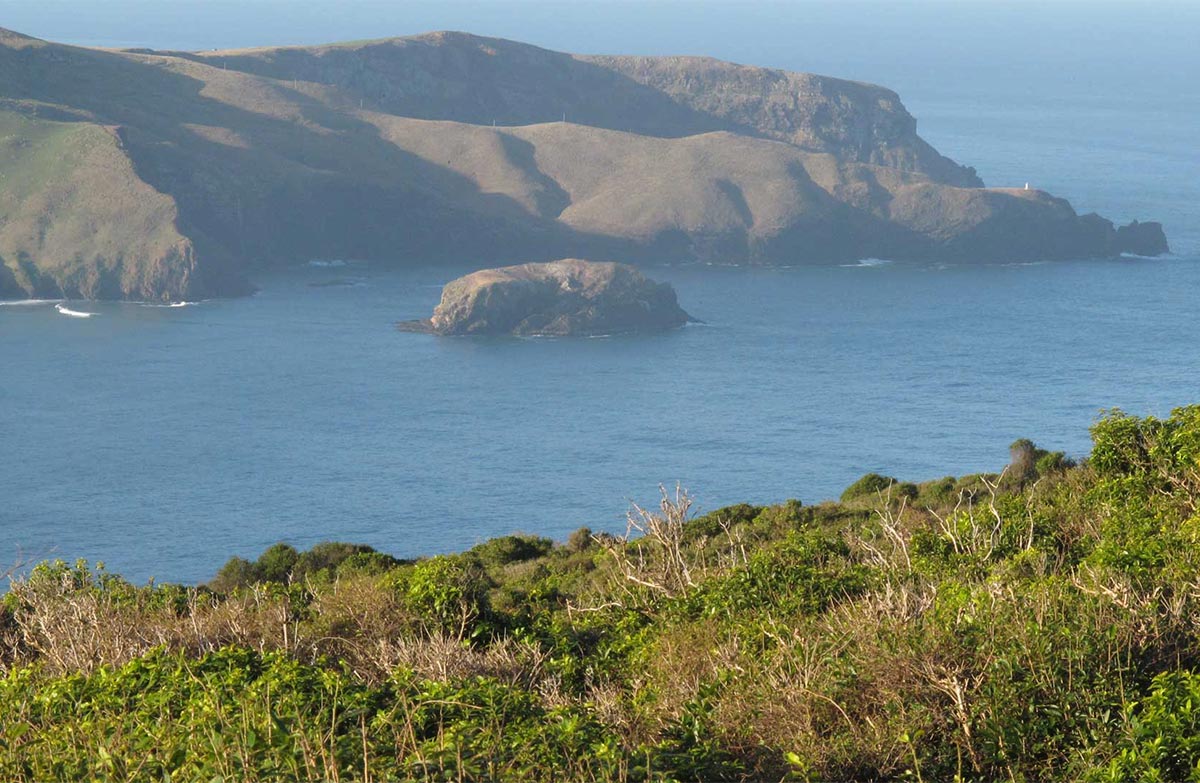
[2,0,1195,109]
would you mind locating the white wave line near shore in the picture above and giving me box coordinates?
[0,299,58,306]
[1120,252,1171,260]
[840,257,895,268]
[139,301,198,308]
[55,303,97,318]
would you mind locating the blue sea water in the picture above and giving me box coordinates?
[1,1,1198,584]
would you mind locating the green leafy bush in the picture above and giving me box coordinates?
[840,472,898,501]
[1092,670,1200,782]
[210,541,398,592]
[0,647,628,783]
[468,535,554,568]
[404,555,495,640]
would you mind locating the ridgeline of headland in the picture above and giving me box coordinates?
[0,27,1168,302]
[4,405,1200,780]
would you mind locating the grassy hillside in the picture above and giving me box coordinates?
[5,405,1200,780]
[0,111,202,300]
[0,27,1162,302]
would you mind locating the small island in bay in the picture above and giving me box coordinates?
[398,259,693,336]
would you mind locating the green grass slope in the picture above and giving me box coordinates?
[0,111,201,300]
[5,405,1200,780]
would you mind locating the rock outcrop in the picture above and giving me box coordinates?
[1114,221,1170,257]
[399,260,692,336]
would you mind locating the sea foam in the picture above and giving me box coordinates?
[55,303,97,318]
[0,299,57,307]
[841,258,895,268]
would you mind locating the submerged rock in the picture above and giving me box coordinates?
[399,259,693,336]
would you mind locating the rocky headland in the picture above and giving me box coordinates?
[0,27,1170,302]
[398,259,692,336]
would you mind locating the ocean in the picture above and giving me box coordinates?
[2,1,1197,584]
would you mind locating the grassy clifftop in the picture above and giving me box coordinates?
[5,405,1200,780]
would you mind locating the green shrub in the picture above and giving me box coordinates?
[293,542,381,579]
[210,556,258,592]
[405,555,495,640]
[566,526,595,552]
[1036,450,1075,476]
[334,550,406,577]
[468,535,554,568]
[917,475,958,505]
[672,531,872,624]
[840,473,898,502]
[210,542,398,591]
[0,647,628,782]
[682,503,762,543]
[1091,670,1200,782]
[255,543,299,583]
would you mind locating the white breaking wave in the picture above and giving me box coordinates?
[140,301,197,308]
[55,303,96,318]
[308,259,347,268]
[841,257,895,268]
[1120,252,1167,260]
[0,299,57,307]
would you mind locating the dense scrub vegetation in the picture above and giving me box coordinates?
[5,407,1200,780]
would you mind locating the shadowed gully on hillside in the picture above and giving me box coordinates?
[0,27,1168,302]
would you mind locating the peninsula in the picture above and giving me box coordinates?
[0,28,1168,302]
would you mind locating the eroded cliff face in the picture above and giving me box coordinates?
[583,54,982,187]
[0,27,1169,302]
[400,259,692,336]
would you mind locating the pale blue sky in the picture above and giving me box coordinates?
[2,0,1195,108]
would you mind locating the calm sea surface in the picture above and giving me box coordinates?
[2,2,1198,584]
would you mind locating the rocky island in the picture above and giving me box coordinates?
[0,27,1170,302]
[398,259,692,336]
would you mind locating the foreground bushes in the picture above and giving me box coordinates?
[6,406,1200,780]
[0,648,626,782]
